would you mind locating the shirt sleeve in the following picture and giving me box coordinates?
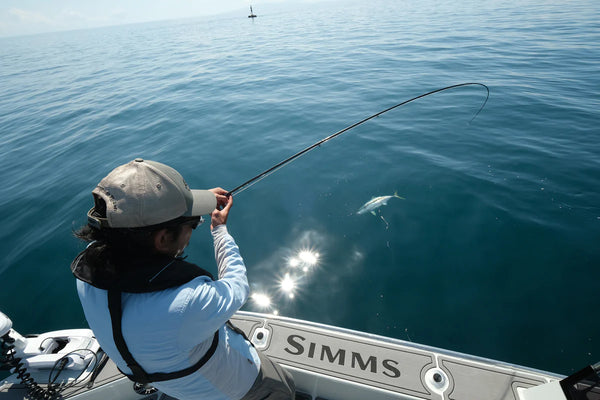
[179,225,249,340]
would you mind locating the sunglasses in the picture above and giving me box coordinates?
[182,216,204,230]
[143,216,204,231]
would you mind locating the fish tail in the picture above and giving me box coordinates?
[394,191,405,200]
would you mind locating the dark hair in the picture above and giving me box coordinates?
[74,197,186,258]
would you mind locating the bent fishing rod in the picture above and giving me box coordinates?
[227,82,489,196]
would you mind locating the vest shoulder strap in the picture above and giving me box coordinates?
[107,290,219,384]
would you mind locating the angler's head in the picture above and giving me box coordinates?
[83,158,216,256]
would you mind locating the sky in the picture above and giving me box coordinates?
[0,0,290,38]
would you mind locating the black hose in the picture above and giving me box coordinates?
[1,334,101,399]
[1,333,58,400]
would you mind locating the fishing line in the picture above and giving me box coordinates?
[227,82,489,196]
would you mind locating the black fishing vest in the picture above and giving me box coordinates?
[71,243,221,384]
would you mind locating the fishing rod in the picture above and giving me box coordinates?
[227,82,489,196]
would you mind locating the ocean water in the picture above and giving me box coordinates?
[1,0,599,377]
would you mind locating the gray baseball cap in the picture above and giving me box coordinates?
[87,158,216,229]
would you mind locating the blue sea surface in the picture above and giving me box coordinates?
[1,0,599,376]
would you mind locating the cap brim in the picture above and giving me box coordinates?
[188,190,217,216]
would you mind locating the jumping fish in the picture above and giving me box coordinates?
[357,192,405,216]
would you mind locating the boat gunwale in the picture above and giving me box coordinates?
[233,310,564,381]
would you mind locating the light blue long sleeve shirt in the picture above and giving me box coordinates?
[76,225,260,400]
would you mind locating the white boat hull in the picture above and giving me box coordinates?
[1,311,582,400]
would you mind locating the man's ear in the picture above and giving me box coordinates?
[153,229,173,253]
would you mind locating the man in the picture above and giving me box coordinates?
[72,158,295,400]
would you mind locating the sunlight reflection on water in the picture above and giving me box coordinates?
[249,241,322,315]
